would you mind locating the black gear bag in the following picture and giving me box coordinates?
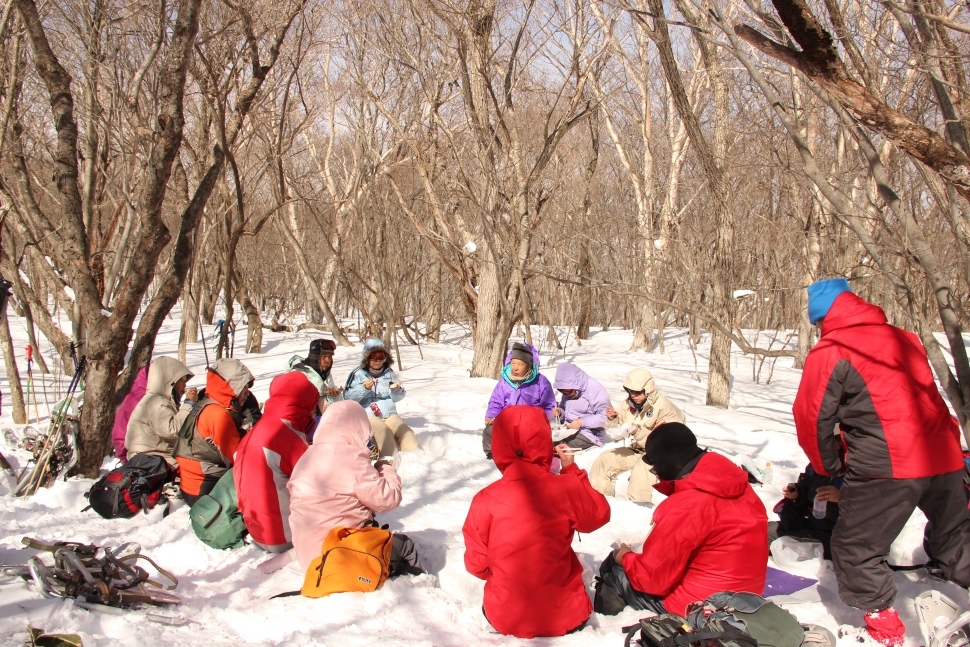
[84,454,171,519]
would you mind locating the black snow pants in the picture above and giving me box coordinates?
[831,469,970,612]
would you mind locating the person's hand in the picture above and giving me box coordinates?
[185,386,198,403]
[815,485,840,503]
[363,379,375,390]
[389,381,402,391]
[613,543,633,562]
[484,418,495,426]
[783,483,798,500]
[566,418,582,430]
[555,444,576,468]
[551,407,562,419]
[324,387,343,397]
[606,406,617,420]
[374,459,391,470]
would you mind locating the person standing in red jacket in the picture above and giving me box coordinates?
[234,372,319,553]
[793,278,970,646]
[462,405,610,639]
[596,422,767,616]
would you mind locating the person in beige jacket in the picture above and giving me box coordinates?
[125,356,197,467]
[589,369,685,504]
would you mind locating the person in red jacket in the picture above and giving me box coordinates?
[234,372,318,553]
[793,278,970,646]
[596,422,767,616]
[462,405,610,639]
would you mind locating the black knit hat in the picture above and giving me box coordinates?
[642,422,703,481]
[308,338,336,363]
[509,342,533,367]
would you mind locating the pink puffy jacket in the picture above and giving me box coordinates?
[287,400,403,571]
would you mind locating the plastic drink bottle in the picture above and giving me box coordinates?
[812,494,827,519]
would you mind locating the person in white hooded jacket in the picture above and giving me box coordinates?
[589,368,685,504]
[286,400,424,577]
[125,356,197,467]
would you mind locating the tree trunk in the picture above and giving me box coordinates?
[0,311,26,423]
[470,258,515,378]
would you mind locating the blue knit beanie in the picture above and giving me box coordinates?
[807,278,852,324]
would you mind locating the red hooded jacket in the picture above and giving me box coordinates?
[463,405,610,638]
[793,292,963,479]
[620,452,767,615]
[234,372,319,550]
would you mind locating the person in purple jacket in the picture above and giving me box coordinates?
[482,342,556,460]
[552,363,610,449]
[111,366,149,464]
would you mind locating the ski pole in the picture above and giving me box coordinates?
[26,344,39,424]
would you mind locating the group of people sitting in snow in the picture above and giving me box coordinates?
[114,337,425,574]
[470,279,970,643]
[105,279,970,645]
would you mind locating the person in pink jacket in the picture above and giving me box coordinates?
[235,372,318,553]
[111,366,148,464]
[287,400,424,577]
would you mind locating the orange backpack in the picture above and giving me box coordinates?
[301,526,393,598]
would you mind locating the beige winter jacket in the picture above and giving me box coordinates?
[125,356,194,465]
[605,368,686,451]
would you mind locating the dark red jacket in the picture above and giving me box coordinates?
[463,405,610,638]
[620,452,767,615]
[793,292,963,479]
[234,372,318,549]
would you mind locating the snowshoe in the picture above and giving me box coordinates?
[915,590,970,647]
[18,536,180,611]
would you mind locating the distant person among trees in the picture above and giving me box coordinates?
[595,422,768,616]
[112,365,149,464]
[793,278,970,646]
[481,342,555,460]
[551,362,611,449]
[288,338,343,418]
[175,358,254,505]
[344,338,418,456]
[463,405,610,638]
[590,368,686,504]
[125,357,197,468]
[234,372,319,553]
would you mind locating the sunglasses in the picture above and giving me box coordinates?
[625,388,646,397]
[369,353,387,361]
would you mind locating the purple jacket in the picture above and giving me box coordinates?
[553,363,610,445]
[112,367,148,464]
[485,343,556,420]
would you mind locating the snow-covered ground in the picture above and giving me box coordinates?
[0,313,965,646]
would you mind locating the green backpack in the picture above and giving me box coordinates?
[189,468,247,550]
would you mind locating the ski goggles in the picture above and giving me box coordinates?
[369,352,387,362]
[624,387,646,397]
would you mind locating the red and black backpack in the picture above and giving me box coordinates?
[84,454,172,519]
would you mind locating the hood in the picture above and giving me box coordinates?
[622,368,656,395]
[361,338,393,369]
[262,372,320,432]
[655,452,750,499]
[819,292,887,336]
[146,357,193,397]
[504,342,540,367]
[208,358,254,399]
[311,400,372,448]
[491,405,553,473]
[553,362,588,392]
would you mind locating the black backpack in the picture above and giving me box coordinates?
[84,454,171,519]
